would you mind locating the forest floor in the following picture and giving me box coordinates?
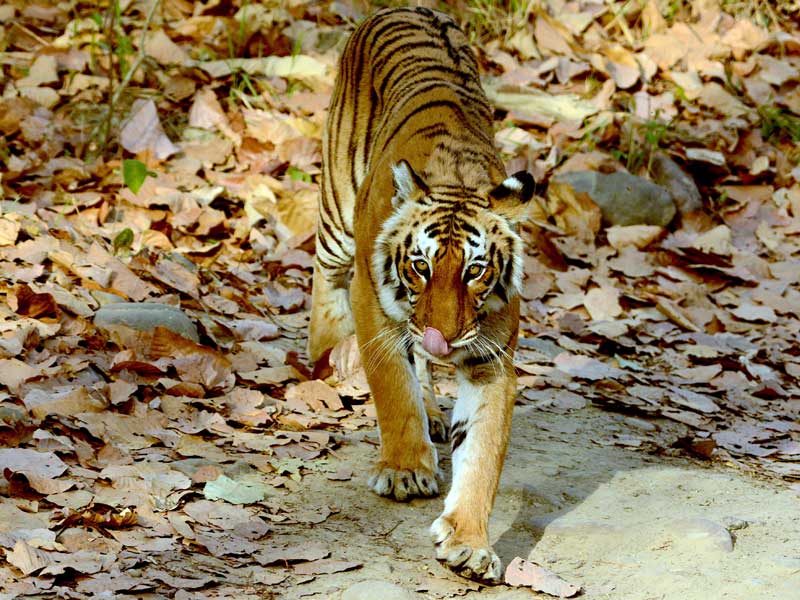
[1,1,799,599]
[276,401,799,600]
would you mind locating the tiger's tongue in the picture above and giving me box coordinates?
[423,327,451,357]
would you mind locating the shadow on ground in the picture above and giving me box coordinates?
[267,403,800,599]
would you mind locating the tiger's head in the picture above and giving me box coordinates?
[372,160,534,361]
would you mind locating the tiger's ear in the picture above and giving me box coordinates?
[391,160,429,206]
[489,171,535,223]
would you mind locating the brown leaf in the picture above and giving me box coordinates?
[597,44,640,89]
[326,467,353,481]
[5,540,50,576]
[546,180,602,241]
[606,225,663,250]
[120,99,179,159]
[583,286,622,321]
[285,380,343,411]
[554,353,624,381]
[504,557,581,597]
[14,284,59,319]
[0,448,68,479]
[149,327,233,389]
[0,358,39,394]
[23,385,106,420]
[255,543,329,566]
[292,558,361,575]
[534,13,575,57]
[731,303,777,323]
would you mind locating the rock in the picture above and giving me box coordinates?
[341,580,415,600]
[665,518,734,553]
[552,171,676,227]
[650,153,703,216]
[94,302,199,342]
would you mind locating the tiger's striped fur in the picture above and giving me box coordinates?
[309,7,534,583]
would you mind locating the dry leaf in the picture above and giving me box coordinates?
[607,225,662,249]
[23,385,106,419]
[583,286,623,321]
[120,98,180,159]
[504,557,581,597]
[285,380,343,411]
[6,540,51,576]
[292,558,362,576]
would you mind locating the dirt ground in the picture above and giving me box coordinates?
[269,399,800,600]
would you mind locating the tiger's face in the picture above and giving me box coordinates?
[373,161,534,360]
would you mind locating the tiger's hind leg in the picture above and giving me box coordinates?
[414,349,449,443]
[308,185,355,363]
[308,262,355,362]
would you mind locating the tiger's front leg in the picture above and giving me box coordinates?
[414,348,449,443]
[430,358,516,583]
[351,266,440,502]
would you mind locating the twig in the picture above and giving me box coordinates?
[109,0,161,114]
[91,0,162,152]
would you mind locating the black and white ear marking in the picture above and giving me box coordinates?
[489,171,535,223]
[391,160,429,206]
[491,171,535,201]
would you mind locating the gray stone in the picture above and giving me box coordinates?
[341,580,416,600]
[553,170,676,227]
[650,153,704,216]
[665,518,734,553]
[94,302,199,342]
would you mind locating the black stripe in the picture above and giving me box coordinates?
[409,123,450,141]
[424,223,442,235]
[460,222,480,238]
[493,283,508,303]
[450,419,468,451]
[317,224,344,260]
[316,256,348,272]
[381,100,466,154]
[463,354,495,368]
[373,37,439,75]
[362,86,379,168]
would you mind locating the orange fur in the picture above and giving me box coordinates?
[309,7,534,583]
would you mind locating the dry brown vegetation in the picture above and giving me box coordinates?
[0,0,799,598]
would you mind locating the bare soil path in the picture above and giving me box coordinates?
[269,401,800,599]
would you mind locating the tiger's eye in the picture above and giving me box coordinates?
[467,264,484,279]
[413,259,430,276]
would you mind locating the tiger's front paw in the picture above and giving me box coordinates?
[430,515,502,583]
[368,462,439,502]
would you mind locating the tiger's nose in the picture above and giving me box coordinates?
[422,326,452,357]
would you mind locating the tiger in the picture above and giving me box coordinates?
[308,6,534,583]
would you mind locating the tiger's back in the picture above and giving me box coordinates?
[315,7,505,285]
